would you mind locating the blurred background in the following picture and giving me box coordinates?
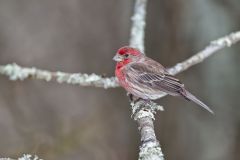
[0,0,240,160]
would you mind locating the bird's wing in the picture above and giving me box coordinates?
[123,57,214,113]
[126,58,184,95]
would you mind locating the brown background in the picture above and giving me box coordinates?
[0,0,240,160]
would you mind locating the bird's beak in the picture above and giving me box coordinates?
[113,54,123,62]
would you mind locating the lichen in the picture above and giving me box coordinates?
[18,155,42,160]
[0,63,52,81]
[0,154,43,160]
[139,142,164,160]
[131,100,164,120]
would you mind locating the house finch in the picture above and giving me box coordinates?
[113,46,213,114]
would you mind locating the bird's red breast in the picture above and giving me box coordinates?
[115,60,130,88]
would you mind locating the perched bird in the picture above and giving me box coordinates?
[113,46,213,114]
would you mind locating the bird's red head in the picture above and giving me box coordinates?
[113,46,142,63]
[117,46,141,56]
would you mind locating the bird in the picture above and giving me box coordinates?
[113,46,213,114]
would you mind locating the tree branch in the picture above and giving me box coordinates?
[129,0,165,159]
[131,100,164,160]
[0,63,119,89]
[167,31,240,75]
[1,32,240,90]
[0,1,240,159]
[156,31,240,99]
[129,0,147,53]
[0,154,42,160]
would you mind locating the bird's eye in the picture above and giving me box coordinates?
[124,54,129,58]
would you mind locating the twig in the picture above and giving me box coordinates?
[167,31,240,75]
[154,31,240,99]
[0,154,42,160]
[0,63,119,89]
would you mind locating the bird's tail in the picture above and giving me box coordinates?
[181,90,214,114]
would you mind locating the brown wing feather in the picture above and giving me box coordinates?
[122,56,213,113]
[125,57,185,96]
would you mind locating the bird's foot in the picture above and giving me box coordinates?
[127,92,134,101]
[127,93,141,103]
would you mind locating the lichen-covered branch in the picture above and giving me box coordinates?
[167,31,240,75]
[129,0,165,160]
[129,0,147,53]
[0,63,119,89]
[1,32,240,89]
[0,154,42,160]
[130,100,164,160]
